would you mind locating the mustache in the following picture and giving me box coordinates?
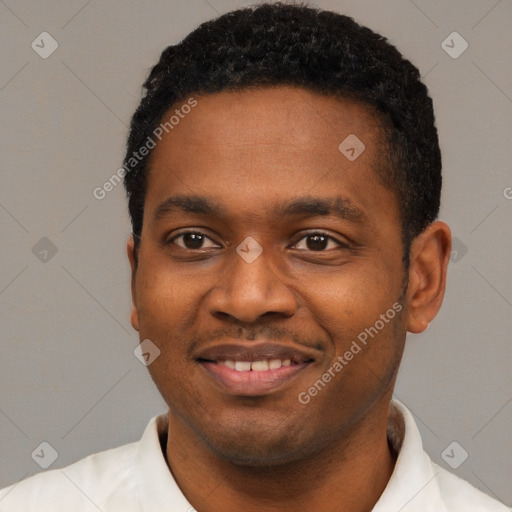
[185,324,325,357]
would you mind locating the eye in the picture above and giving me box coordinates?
[166,230,347,252]
[167,230,221,250]
[291,232,347,251]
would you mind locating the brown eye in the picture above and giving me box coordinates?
[292,232,346,251]
[168,231,220,250]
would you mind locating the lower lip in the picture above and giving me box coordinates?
[199,361,311,396]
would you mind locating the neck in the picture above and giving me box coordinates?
[164,399,396,512]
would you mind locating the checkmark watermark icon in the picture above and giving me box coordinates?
[31,32,59,59]
[338,134,366,161]
[236,236,263,264]
[441,32,468,59]
[441,441,469,469]
[134,339,161,366]
[31,441,59,469]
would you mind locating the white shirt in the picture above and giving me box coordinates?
[0,399,508,511]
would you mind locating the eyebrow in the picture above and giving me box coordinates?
[153,194,367,224]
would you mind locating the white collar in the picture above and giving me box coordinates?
[373,399,447,511]
[132,398,448,511]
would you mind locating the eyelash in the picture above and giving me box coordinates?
[166,230,348,252]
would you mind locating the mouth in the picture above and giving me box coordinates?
[195,342,318,396]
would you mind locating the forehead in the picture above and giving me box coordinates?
[155,86,384,153]
[144,85,396,228]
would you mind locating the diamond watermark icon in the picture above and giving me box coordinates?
[134,339,161,366]
[32,237,58,263]
[441,32,468,59]
[441,441,468,469]
[339,134,366,161]
[31,441,59,469]
[31,32,59,59]
[450,237,468,263]
[236,236,263,263]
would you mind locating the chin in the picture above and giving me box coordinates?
[197,422,321,468]
[207,440,311,468]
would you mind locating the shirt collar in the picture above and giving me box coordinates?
[132,399,447,511]
[373,399,447,512]
[133,413,193,511]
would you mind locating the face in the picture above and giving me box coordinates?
[129,86,410,466]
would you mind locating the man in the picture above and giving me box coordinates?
[0,2,508,511]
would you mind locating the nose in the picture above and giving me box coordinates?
[206,244,298,324]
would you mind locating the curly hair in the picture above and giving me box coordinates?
[123,1,442,266]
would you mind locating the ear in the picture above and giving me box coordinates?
[406,221,451,333]
[127,234,140,332]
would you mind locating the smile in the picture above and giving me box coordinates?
[199,360,311,396]
[195,341,318,396]
[217,358,292,371]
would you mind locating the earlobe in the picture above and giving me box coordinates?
[127,235,140,332]
[406,221,451,334]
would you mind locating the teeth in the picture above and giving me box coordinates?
[251,360,269,371]
[218,359,294,371]
[268,359,282,369]
[234,361,251,372]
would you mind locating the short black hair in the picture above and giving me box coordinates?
[123,1,442,266]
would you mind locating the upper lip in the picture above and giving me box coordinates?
[195,341,319,364]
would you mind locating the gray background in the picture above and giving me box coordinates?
[1,0,511,506]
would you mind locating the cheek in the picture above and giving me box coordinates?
[303,263,406,393]
[136,257,196,317]
[134,272,197,399]
[133,270,194,371]
[305,262,399,335]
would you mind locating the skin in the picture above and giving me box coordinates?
[127,85,451,512]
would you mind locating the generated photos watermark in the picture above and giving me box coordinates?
[298,302,403,405]
[93,96,198,200]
